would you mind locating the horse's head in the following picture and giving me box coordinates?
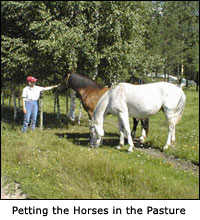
[58,72,71,92]
[89,118,104,148]
[90,130,103,148]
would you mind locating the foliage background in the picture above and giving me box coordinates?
[1,1,199,199]
[1,1,199,88]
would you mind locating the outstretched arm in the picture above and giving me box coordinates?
[42,85,59,91]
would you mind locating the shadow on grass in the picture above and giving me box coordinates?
[2,106,162,152]
[1,106,75,129]
[55,131,120,148]
[55,129,158,152]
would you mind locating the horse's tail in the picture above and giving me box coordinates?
[175,89,186,123]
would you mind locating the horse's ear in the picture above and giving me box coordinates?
[63,72,68,78]
[64,71,71,78]
[70,69,76,74]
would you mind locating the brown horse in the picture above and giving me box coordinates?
[59,71,149,145]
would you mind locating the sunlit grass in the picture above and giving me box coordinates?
[1,87,199,199]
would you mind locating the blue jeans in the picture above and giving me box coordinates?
[22,100,38,132]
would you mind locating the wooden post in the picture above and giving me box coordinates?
[40,92,43,130]
[65,90,69,127]
[12,87,17,121]
[18,88,21,112]
[66,90,69,118]
[56,91,60,120]
[9,90,12,107]
[54,93,57,114]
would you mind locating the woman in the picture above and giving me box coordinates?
[22,76,59,132]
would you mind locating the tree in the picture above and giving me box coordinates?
[1,1,199,89]
[149,1,199,85]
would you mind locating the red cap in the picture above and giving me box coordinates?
[27,76,37,83]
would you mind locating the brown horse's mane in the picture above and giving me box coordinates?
[68,71,103,89]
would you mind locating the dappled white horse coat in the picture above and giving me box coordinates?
[92,82,186,152]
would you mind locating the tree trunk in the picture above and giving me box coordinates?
[1,87,5,106]
[12,87,17,121]
[56,92,60,120]
[180,63,184,85]
[18,89,21,111]
[9,91,12,107]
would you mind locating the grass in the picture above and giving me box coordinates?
[1,86,199,199]
[143,87,199,164]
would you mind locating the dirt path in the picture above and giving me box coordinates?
[1,177,26,199]
[134,142,199,175]
[105,119,199,175]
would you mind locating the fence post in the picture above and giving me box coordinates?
[18,88,21,112]
[13,87,17,121]
[40,92,43,130]
[54,92,57,114]
[56,91,60,120]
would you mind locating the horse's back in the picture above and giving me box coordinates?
[153,82,185,109]
[108,82,185,118]
[117,82,183,103]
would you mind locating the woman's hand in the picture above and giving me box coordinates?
[54,84,61,88]
[23,108,27,114]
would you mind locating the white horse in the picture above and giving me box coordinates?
[92,82,186,152]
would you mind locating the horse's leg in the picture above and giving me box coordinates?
[116,118,125,150]
[118,112,134,152]
[172,126,176,143]
[139,118,149,143]
[131,118,139,139]
[170,122,176,148]
[89,119,95,147]
[163,105,179,150]
[163,119,176,149]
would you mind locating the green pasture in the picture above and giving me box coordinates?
[1,86,199,199]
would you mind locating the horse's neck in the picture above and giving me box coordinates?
[69,74,109,117]
[71,87,85,100]
[73,87,108,104]
[92,90,110,137]
[93,90,110,122]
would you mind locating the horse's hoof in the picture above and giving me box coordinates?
[90,143,96,148]
[116,146,121,150]
[139,136,145,143]
[163,144,169,150]
[128,147,133,153]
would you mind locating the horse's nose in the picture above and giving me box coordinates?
[57,84,63,92]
